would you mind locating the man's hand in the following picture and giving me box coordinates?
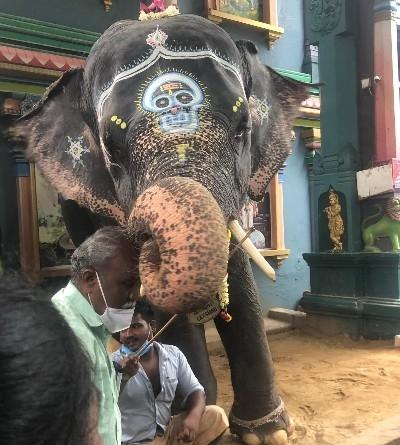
[121,355,139,378]
[175,413,201,445]
[174,390,205,444]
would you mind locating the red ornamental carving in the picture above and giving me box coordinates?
[0,45,86,71]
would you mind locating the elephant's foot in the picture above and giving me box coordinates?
[229,400,294,445]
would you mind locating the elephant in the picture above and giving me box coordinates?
[16,14,306,445]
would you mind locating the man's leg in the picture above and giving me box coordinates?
[166,406,229,445]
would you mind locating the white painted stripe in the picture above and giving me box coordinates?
[96,46,244,120]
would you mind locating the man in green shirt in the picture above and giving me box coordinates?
[53,226,140,445]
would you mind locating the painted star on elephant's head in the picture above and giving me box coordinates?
[66,136,90,168]
[146,27,168,48]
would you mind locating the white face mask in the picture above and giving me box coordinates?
[92,271,136,333]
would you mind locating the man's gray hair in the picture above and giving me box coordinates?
[70,226,132,282]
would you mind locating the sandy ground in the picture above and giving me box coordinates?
[209,330,400,445]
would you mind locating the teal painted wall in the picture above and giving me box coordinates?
[0,0,311,311]
[220,0,311,312]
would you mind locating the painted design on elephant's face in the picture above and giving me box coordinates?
[96,44,244,122]
[111,115,127,129]
[66,136,90,168]
[141,72,205,134]
[146,27,168,48]
[232,96,244,113]
[175,143,190,161]
[250,95,270,123]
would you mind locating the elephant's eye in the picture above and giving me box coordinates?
[234,119,251,142]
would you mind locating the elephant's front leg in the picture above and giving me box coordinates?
[214,248,293,445]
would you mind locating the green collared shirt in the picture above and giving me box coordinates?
[52,281,121,445]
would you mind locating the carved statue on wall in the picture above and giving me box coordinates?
[362,196,400,253]
[324,189,344,252]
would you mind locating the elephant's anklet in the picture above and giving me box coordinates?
[230,399,285,429]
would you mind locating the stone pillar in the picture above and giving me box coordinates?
[374,0,400,163]
[304,0,361,252]
[298,1,400,339]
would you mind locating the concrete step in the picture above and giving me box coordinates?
[268,307,307,328]
[205,315,294,349]
[265,317,293,335]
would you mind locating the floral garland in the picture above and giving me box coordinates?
[139,4,180,21]
[218,229,232,322]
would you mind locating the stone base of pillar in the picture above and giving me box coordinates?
[299,252,400,339]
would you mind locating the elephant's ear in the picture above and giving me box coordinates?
[236,40,308,201]
[14,69,126,225]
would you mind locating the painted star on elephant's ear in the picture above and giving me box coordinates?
[66,136,90,168]
[251,95,270,123]
[146,27,168,48]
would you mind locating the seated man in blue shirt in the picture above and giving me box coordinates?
[112,301,229,445]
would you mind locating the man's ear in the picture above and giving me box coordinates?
[81,268,98,294]
[236,40,308,201]
[14,69,126,224]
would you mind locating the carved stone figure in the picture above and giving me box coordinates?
[362,196,400,253]
[324,189,344,252]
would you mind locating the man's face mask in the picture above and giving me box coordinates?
[90,271,136,333]
[121,325,153,358]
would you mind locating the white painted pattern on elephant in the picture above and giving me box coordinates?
[65,136,90,168]
[250,95,270,123]
[146,26,168,48]
[96,44,244,121]
[141,72,204,134]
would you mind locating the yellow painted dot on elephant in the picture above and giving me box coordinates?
[233,106,238,112]
[120,122,127,130]
[116,118,122,125]
[239,96,244,103]
[236,100,241,107]
[111,115,117,122]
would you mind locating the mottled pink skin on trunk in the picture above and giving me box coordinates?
[129,177,228,314]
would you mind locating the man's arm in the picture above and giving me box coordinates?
[173,348,206,443]
[176,390,205,443]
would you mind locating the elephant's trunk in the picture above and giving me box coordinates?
[128,177,228,313]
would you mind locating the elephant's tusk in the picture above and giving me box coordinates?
[140,285,145,297]
[228,220,276,282]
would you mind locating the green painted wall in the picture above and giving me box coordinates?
[0,0,204,34]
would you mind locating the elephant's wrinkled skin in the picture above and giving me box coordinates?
[17,15,306,444]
